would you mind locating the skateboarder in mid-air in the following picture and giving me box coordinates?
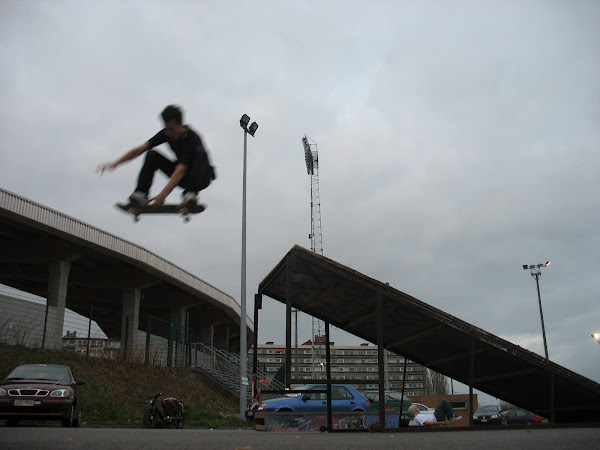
[98,105,215,209]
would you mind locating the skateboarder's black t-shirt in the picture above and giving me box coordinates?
[147,126,204,167]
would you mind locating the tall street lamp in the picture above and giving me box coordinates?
[523,261,551,360]
[239,114,258,421]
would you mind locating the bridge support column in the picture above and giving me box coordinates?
[212,324,229,351]
[169,305,186,367]
[199,326,213,346]
[43,260,71,349]
[121,288,140,361]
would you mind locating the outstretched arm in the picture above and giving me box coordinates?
[97,141,151,174]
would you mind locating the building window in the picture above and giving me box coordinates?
[450,401,467,410]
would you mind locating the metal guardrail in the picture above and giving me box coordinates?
[191,341,285,400]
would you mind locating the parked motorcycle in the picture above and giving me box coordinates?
[143,392,185,429]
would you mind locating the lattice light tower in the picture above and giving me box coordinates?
[303,135,323,255]
[303,135,325,377]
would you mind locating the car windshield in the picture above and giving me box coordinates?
[284,385,311,398]
[476,405,500,413]
[7,365,70,382]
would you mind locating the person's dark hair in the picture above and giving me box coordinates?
[161,105,183,124]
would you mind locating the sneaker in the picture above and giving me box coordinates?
[181,191,198,207]
[128,191,148,206]
[450,415,462,423]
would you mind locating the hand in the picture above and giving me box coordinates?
[97,162,118,174]
[149,195,166,207]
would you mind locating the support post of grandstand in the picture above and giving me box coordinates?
[376,290,386,431]
[325,320,332,431]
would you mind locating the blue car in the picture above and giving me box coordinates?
[250,384,371,415]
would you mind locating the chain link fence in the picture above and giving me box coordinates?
[1,291,108,352]
[1,290,197,368]
[1,289,279,400]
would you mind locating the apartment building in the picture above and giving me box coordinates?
[62,331,121,358]
[250,337,426,396]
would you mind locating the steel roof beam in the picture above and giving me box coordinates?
[387,324,445,347]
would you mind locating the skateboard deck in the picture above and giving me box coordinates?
[116,202,205,223]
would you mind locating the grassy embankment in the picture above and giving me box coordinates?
[0,343,251,428]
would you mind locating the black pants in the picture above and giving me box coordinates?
[135,148,211,195]
[434,398,456,422]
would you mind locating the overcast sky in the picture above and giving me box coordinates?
[1,0,599,400]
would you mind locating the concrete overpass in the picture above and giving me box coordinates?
[0,187,252,354]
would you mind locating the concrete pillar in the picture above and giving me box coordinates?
[199,326,212,346]
[170,305,186,367]
[44,260,71,349]
[212,324,228,351]
[170,305,186,329]
[120,288,140,361]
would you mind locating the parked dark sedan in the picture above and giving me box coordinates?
[0,364,85,427]
[473,405,502,425]
[501,409,536,426]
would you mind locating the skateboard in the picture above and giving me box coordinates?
[116,202,206,223]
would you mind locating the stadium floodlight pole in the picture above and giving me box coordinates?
[523,261,551,360]
[239,114,258,421]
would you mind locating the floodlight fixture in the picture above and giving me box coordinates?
[523,261,552,272]
[248,121,258,137]
[240,114,250,130]
[592,332,600,341]
[302,135,314,175]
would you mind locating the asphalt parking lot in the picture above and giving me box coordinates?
[1,426,600,450]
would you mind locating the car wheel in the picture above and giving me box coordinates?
[143,410,158,429]
[72,406,82,428]
[62,406,74,427]
[525,419,533,426]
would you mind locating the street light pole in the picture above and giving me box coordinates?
[523,262,551,360]
[239,114,258,421]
